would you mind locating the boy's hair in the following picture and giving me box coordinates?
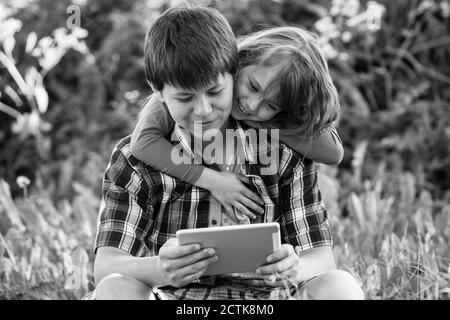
[238,26,340,137]
[144,6,238,92]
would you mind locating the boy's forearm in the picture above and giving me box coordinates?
[94,247,167,288]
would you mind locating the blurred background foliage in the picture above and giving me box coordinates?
[0,0,449,299]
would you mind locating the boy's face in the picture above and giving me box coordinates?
[158,73,234,138]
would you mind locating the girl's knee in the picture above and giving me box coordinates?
[95,273,152,300]
[302,270,365,300]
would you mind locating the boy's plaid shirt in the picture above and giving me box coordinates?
[93,121,332,298]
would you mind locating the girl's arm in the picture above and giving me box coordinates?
[279,125,344,165]
[130,95,264,219]
[130,94,203,183]
[241,120,344,165]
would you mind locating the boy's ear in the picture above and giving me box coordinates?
[149,83,159,94]
[149,83,163,100]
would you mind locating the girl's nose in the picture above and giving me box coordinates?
[247,97,261,113]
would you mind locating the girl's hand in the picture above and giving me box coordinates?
[209,171,265,221]
[256,244,301,287]
[157,238,218,288]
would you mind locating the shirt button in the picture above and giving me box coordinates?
[211,219,217,225]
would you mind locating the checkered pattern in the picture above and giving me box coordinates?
[91,120,332,299]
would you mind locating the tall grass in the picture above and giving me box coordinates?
[0,179,97,300]
[320,162,450,300]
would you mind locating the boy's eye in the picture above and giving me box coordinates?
[208,88,224,96]
[177,96,193,103]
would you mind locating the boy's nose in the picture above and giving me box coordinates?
[194,96,212,117]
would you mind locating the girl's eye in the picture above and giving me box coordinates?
[249,81,258,92]
[266,103,279,112]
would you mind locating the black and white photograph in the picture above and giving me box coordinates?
[0,0,449,304]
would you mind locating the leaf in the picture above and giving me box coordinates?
[413,190,436,240]
[351,140,369,183]
[401,173,416,211]
[0,232,17,268]
[390,234,403,253]
[0,257,15,286]
[24,66,48,113]
[15,198,49,236]
[4,84,23,107]
[364,191,378,229]
[29,245,42,267]
[0,179,26,233]
[72,182,100,240]
[352,140,369,169]
[317,166,340,216]
[34,83,48,113]
[25,32,38,53]
[24,67,40,90]
[3,36,15,59]
[379,197,394,222]
[34,84,49,114]
[348,192,365,230]
[20,256,31,282]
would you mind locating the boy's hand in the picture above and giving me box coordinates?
[157,238,218,288]
[209,171,265,221]
[256,244,301,288]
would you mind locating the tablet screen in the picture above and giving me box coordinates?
[176,222,281,275]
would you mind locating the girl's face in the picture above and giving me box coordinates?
[231,64,283,122]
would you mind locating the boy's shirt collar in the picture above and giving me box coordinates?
[171,118,257,165]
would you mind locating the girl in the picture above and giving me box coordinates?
[130,26,342,222]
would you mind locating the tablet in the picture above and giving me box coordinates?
[176,222,281,275]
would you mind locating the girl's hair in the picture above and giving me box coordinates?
[237,26,340,137]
